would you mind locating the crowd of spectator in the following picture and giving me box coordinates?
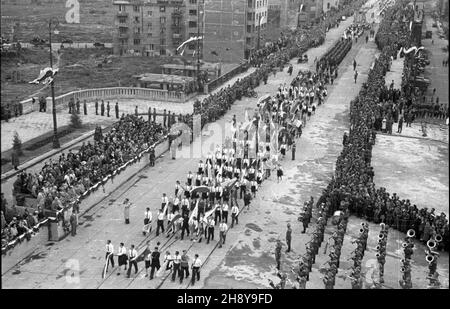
[313,1,449,252]
[2,115,168,247]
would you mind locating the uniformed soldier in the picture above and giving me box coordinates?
[107,101,111,117]
[95,99,99,115]
[115,101,119,118]
[76,98,80,114]
[83,100,87,115]
[101,100,105,116]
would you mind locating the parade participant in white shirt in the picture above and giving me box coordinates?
[218,220,228,248]
[180,250,190,283]
[171,251,182,282]
[123,198,131,224]
[161,193,168,210]
[198,160,205,175]
[191,254,202,286]
[221,202,229,223]
[195,173,202,186]
[105,240,114,271]
[173,196,180,213]
[206,217,215,244]
[240,178,248,199]
[143,208,152,236]
[117,243,127,275]
[126,244,138,278]
[187,171,193,186]
[214,202,221,225]
[175,180,182,197]
[144,246,152,277]
[231,205,239,228]
[250,180,257,197]
[156,209,165,236]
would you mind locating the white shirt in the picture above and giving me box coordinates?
[158,212,165,220]
[208,219,215,227]
[231,206,239,214]
[173,254,181,264]
[192,257,202,268]
[118,246,127,255]
[128,248,138,260]
[222,203,229,212]
[182,198,190,208]
[106,243,114,253]
[162,196,168,204]
[219,223,228,232]
[145,210,152,221]
[167,213,175,222]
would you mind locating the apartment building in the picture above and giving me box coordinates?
[323,0,339,13]
[113,0,189,56]
[298,0,324,25]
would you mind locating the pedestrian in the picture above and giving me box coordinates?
[156,209,165,236]
[144,247,152,277]
[143,207,152,236]
[76,98,80,114]
[218,220,228,248]
[115,101,119,119]
[70,210,77,236]
[353,59,357,71]
[135,105,138,116]
[83,100,87,115]
[126,245,138,278]
[105,240,115,272]
[95,99,99,115]
[149,148,155,166]
[244,191,252,209]
[11,150,19,171]
[206,217,215,244]
[180,214,190,240]
[123,198,131,224]
[101,100,105,116]
[221,202,229,223]
[277,164,283,183]
[365,35,368,43]
[191,254,202,286]
[354,70,358,83]
[275,239,282,270]
[291,143,296,160]
[117,243,127,275]
[171,251,181,282]
[179,250,190,283]
[107,101,110,117]
[149,247,161,279]
[397,116,404,133]
[231,204,239,228]
[286,223,292,252]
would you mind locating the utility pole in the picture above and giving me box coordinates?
[49,18,60,149]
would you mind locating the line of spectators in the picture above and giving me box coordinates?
[314,1,449,252]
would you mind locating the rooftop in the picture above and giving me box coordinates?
[133,73,195,84]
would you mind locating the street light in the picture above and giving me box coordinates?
[49,17,60,149]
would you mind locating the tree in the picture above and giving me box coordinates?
[12,131,23,156]
[70,110,82,129]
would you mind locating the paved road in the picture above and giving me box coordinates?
[1,14,357,289]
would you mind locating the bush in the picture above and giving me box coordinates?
[70,111,82,129]
[12,131,23,156]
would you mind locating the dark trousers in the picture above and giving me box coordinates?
[172,263,180,281]
[150,265,160,279]
[191,267,200,285]
[127,260,138,277]
[156,220,164,235]
[207,227,214,243]
[105,252,114,269]
[181,225,189,239]
[180,265,189,282]
[219,231,226,247]
[240,186,246,199]
[222,211,228,223]
[286,238,291,252]
[214,211,221,224]
[231,213,238,227]
[71,223,77,236]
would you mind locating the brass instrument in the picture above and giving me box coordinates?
[380,222,386,230]
[378,233,384,240]
[406,229,415,238]
[427,240,436,250]
[435,234,442,243]
[402,242,408,248]
[426,255,435,263]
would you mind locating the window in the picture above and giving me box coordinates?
[189,9,197,16]
[118,16,127,23]
[160,49,166,55]
[147,22,152,29]
[246,37,252,44]
[189,0,197,4]
[247,25,252,32]
[148,10,152,16]
[134,16,139,23]
[189,21,197,28]
[160,17,166,24]
[248,0,252,7]
[149,44,154,50]
[161,38,166,45]
[160,6,165,12]
[133,5,139,12]
[118,5,125,11]
[134,39,141,45]
[120,39,127,45]
[189,32,196,37]
[147,33,153,37]
[119,27,127,34]
[247,12,252,20]
[134,27,140,34]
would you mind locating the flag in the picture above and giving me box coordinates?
[29,67,59,85]
[189,200,199,225]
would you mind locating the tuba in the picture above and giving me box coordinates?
[378,233,384,240]
[427,240,436,250]
[402,242,409,248]
[435,234,443,243]
[406,229,415,238]
[426,255,435,264]
[380,222,386,230]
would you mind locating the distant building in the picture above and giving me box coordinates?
[298,0,324,25]
[203,0,268,63]
[113,0,191,57]
[323,0,339,13]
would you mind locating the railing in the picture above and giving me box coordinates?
[204,63,248,94]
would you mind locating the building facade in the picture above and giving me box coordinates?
[113,0,199,57]
[298,0,324,25]
[322,0,339,13]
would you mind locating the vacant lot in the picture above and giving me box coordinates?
[1,0,115,43]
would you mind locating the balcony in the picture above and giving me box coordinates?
[117,12,129,17]
[118,33,129,39]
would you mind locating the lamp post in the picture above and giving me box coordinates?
[49,17,60,149]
